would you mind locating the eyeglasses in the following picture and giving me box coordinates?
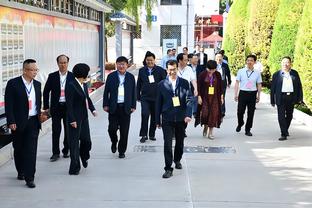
[25,68,39,72]
[117,63,127,67]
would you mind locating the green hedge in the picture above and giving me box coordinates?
[222,0,250,75]
[268,0,304,75]
[245,0,280,86]
[293,0,312,110]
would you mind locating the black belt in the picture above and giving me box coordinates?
[28,115,37,120]
[282,92,293,95]
[240,90,257,93]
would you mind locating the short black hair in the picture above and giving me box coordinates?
[166,60,178,69]
[23,59,36,68]
[246,54,257,61]
[167,49,172,54]
[282,56,292,62]
[72,63,90,79]
[144,51,155,60]
[219,50,225,55]
[207,60,217,70]
[116,56,128,64]
[183,47,188,51]
[56,54,69,63]
[215,52,223,56]
[172,48,176,51]
[176,53,185,62]
[188,54,193,59]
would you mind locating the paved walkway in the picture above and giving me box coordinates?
[1,69,312,208]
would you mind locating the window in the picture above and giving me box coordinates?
[160,0,181,5]
[160,25,181,46]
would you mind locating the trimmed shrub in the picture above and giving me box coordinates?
[245,0,280,86]
[222,0,250,75]
[293,0,312,110]
[268,0,305,74]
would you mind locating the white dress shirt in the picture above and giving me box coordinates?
[22,76,37,116]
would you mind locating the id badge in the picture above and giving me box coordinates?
[148,75,155,83]
[172,96,180,107]
[28,100,32,110]
[118,86,125,96]
[60,89,65,97]
[208,87,215,95]
[245,80,254,89]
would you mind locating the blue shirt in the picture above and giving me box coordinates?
[160,55,176,69]
[236,67,262,91]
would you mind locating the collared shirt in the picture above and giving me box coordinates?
[217,63,223,79]
[168,76,177,95]
[199,53,204,65]
[147,67,153,75]
[22,76,37,116]
[59,71,68,102]
[281,70,294,93]
[117,71,126,103]
[236,67,262,91]
[178,65,196,83]
[191,64,197,79]
[160,55,175,69]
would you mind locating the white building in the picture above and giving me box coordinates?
[133,0,196,64]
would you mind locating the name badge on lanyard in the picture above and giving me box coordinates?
[60,77,66,97]
[172,96,180,107]
[245,71,254,89]
[148,75,155,83]
[118,85,125,96]
[25,82,33,110]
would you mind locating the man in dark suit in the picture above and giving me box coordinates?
[5,59,46,188]
[43,55,74,161]
[66,63,97,175]
[216,52,231,117]
[103,56,136,158]
[156,60,192,179]
[137,51,166,143]
[270,56,303,141]
[197,46,208,67]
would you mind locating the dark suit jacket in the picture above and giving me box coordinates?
[220,62,232,87]
[103,71,136,114]
[155,77,192,125]
[196,52,208,66]
[270,69,303,105]
[65,80,95,124]
[137,65,167,102]
[43,71,74,115]
[5,76,41,131]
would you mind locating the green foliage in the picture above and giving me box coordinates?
[268,0,304,75]
[222,0,250,75]
[293,0,312,110]
[245,0,280,86]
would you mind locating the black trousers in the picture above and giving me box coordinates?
[237,90,257,132]
[162,120,185,171]
[139,100,156,138]
[277,94,294,137]
[221,81,227,115]
[12,116,39,182]
[68,118,91,173]
[51,103,68,155]
[108,104,131,154]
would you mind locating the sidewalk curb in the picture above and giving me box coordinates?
[0,85,105,167]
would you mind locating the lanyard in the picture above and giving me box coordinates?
[246,70,254,79]
[168,77,179,96]
[24,82,33,98]
[147,68,153,76]
[60,76,66,88]
[209,75,214,86]
[118,73,126,86]
[179,69,185,77]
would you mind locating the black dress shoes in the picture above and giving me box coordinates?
[82,160,88,168]
[245,131,253,136]
[50,154,60,162]
[279,136,287,141]
[69,170,79,175]
[162,170,173,179]
[111,143,117,153]
[140,136,147,143]
[17,174,24,180]
[26,181,36,188]
[175,162,182,169]
[236,125,242,132]
[149,137,156,141]
[63,153,69,158]
[119,153,125,158]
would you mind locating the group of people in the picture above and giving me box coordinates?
[4,48,303,187]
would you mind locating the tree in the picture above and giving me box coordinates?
[245,0,280,86]
[293,0,312,110]
[222,0,250,75]
[268,0,305,74]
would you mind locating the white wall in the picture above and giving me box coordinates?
[107,30,132,63]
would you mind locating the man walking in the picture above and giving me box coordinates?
[103,56,136,158]
[270,56,303,141]
[43,55,74,161]
[137,51,166,143]
[234,55,262,136]
[156,60,192,179]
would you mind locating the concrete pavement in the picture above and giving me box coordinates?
[1,70,312,208]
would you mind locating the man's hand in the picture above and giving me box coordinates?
[131,108,136,113]
[256,96,260,103]
[92,111,98,117]
[227,84,231,88]
[70,122,77,128]
[9,124,16,131]
[103,106,109,112]
[198,96,202,105]
[184,117,192,123]
[156,124,161,129]
[39,113,48,123]
[234,96,238,102]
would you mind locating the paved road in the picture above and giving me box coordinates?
[1,69,312,208]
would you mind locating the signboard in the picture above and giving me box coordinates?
[162,39,177,57]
